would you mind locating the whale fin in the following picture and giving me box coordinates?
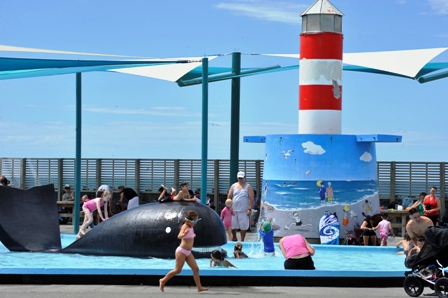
[0,184,62,252]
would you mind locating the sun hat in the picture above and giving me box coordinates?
[262,221,272,233]
[237,171,245,178]
[64,184,70,189]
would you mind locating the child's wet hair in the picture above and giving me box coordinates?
[184,210,198,221]
[180,181,189,188]
[403,232,411,241]
[211,250,224,260]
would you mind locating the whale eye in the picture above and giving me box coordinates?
[165,227,171,233]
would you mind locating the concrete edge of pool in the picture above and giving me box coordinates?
[0,268,406,287]
[0,273,405,287]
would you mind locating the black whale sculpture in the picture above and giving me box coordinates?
[0,184,227,259]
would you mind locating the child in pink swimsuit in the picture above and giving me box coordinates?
[221,199,235,240]
[159,210,208,293]
[373,213,395,246]
[76,191,111,239]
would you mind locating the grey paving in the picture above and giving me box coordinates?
[0,284,422,298]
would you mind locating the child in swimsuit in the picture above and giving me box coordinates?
[233,242,248,258]
[159,210,208,292]
[172,181,196,202]
[76,191,111,239]
[210,250,237,268]
[396,232,411,255]
[221,199,235,240]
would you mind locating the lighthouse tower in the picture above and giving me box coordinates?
[299,0,344,134]
[244,0,401,242]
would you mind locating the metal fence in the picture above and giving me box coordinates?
[1,158,446,207]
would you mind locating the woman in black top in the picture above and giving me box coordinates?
[360,216,377,246]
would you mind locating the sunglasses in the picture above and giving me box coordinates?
[185,217,202,224]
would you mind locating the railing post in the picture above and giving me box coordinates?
[255,160,261,200]
[214,160,220,208]
[57,158,63,201]
[96,159,101,190]
[440,162,446,216]
[390,162,396,203]
[174,160,180,190]
[135,159,141,195]
[20,158,26,189]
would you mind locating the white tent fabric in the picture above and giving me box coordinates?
[0,44,215,82]
[110,56,218,82]
[263,47,448,78]
[0,44,146,58]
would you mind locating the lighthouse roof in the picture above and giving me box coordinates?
[301,0,344,16]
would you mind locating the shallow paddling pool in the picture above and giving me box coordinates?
[0,234,408,286]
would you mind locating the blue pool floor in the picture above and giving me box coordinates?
[0,234,409,278]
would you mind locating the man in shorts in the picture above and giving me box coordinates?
[227,171,254,242]
[406,208,433,247]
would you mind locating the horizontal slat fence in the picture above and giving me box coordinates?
[1,158,447,213]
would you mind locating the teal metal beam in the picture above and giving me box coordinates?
[418,69,448,83]
[201,58,208,205]
[74,73,82,234]
[230,52,241,185]
[177,65,281,87]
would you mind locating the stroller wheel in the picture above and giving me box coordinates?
[435,277,448,298]
[404,276,424,297]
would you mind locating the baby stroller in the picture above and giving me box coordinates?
[403,226,448,297]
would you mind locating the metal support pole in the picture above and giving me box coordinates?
[74,73,82,234]
[201,58,209,204]
[230,52,241,185]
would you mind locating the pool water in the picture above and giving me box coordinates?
[0,234,408,277]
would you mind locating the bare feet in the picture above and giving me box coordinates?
[159,279,165,292]
[198,287,209,292]
[161,184,167,190]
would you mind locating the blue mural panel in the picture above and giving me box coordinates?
[259,134,380,241]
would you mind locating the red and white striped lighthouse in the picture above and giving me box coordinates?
[299,0,344,134]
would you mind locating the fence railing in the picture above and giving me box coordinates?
[1,158,446,209]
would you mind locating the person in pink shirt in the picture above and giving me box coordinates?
[279,233,315,270]
[221,199,235,240]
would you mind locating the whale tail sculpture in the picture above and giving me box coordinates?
[0,184,227,259]
[0,184,62,252]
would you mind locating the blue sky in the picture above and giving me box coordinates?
[0,0,447,162]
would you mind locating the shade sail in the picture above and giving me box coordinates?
[263,47,448,79]
[1,44,447,84]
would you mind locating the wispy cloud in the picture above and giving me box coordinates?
[432,33,448,38]
[81,106,201,117]
[427,0,448,14]
[216,0,307,24]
